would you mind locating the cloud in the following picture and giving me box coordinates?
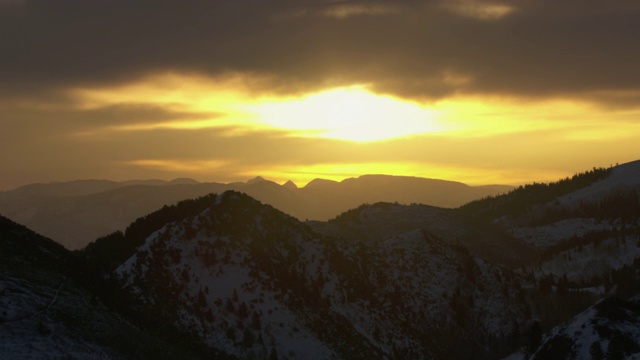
[0,100,220,139]
[2,0,639,102]
[2,0,639,190]
[123,159,230,173]
[1,93,638,190]
[441,0,516,20]
[318,2,401,18]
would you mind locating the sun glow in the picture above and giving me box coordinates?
[244,86,444,142]
[69,73,638,146]
[71,76,444,142]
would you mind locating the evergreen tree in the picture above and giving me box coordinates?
[251,312,262,330]
[268,347,278,360]
[242,328,255,348]
[226,298,235,313]
[238,302,248,319]
[226,327,236,343]
[606,337,625,360]
[526,321,542,353]
[589,341,604,360]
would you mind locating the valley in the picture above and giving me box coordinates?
[2,161,640,359]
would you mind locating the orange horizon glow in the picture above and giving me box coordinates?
[121,158,585,189]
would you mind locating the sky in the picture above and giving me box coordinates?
[2,0,640,191]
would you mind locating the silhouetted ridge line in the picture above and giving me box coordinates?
[0,214,70,262]
[458,166,612,221]
[83,192,220,274]
[0,174,512,249]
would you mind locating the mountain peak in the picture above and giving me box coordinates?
[304,178,339,189]
[169,177,199,185]
[282,180,298,189]
[246,176,267,184]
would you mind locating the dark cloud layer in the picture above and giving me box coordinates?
[2,0,639,100]
[2,0,640,190]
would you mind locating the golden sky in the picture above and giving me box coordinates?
[1,0,639,190]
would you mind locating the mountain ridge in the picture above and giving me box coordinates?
[0,214,210,359]
[0,174,512,249]
[105,190,532,359]
[4,159,640,358]
[2,173,507,194]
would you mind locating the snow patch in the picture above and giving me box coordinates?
[558,160,640,206]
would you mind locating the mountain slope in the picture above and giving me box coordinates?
[0,215,212,359]
[107,191,533,359]
[457,161,640,290]
[509,297,640,360]
[557,160,640,207]
[457,161,640,358]
[309,201,534,267]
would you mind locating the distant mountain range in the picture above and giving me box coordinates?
[3,160,640,359]
[0,175,511,249]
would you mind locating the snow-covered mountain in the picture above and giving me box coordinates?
[4,160,640,359]
[0,215,207,359]
[458,161,640,358]
[557,160,640,206]
[106,191,533,359]
[507,297,640,360]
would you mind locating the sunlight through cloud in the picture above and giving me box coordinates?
[243,86,444,142]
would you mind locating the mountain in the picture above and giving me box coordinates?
[4,160,640,358]
[282,180,298,190]
[0,182,230,250]
[459,161,640,358]
[460,162,640,285]
[309,201,533,267]
[0,175,511,249]
[93,178,640,359]
[295,175,512,220]
[245,176,267,185]
[88,191,536,359]
[0,215,208,359]
[557,160,640,206]
[507,297,640,360]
